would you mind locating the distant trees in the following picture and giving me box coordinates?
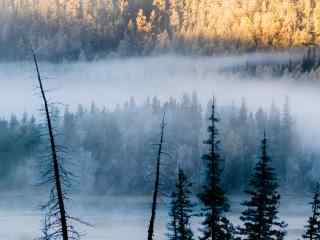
[239,133,287,240]
[198,98,234,240]
[0,113,40,185]
[279,97,294,182]
[0,94,309,194]
[2,0,320,60]
[302,183,320,240]
[167,168,194,240]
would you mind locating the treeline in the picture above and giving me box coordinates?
[0,93,317,193]
[163,100,320,240]
[224,47,320,78]
[162,100,288,240]
[2,0,320,61]
[0,114,40,187]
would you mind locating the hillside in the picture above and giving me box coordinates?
[1,0,320,61]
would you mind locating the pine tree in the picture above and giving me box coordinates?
[303,183,320,240]
[239,133,287,240]
[198,97,233,240]
[167,169,194,240]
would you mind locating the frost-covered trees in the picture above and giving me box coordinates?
[2,0,320,60]
[0,94,308,194]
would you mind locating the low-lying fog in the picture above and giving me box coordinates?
[1,54,320,239]
[1,54,320,144]
[0,194,310,239]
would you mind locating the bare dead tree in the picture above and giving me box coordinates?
[33,52,80,240]
[39,216,50,240]
[147,112,166,240]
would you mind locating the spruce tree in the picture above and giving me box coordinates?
[167,169,194,240]
[198,97,233,240]
[302,183,320,240]
[239,133,287,240]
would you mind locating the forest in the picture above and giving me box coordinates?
[0,94,311,194]
[2,0,320,61]
[2,0,320,239]
[1,88,318,239]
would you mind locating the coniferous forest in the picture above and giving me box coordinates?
[2,0,320,240]
[2,0,320,62]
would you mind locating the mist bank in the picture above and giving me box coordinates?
[1,55,320,194]
[0,194,309,240]
[0,54,319,110]
[0,55,319,136]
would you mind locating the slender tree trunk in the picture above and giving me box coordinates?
[148,113,166,240]
[211,97,216,240]
[33,53,69,240]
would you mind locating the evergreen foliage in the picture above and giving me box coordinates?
[198,98,234,240]
[239,133,287,240]
[167,169,194,240]
[302,183,320,240]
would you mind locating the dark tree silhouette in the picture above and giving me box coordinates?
[168,190,178,240]
[148,112,166,240]
[239,133,287,240]
[198,97,233,240]
[303,183,320,240]
[167,169,194,240]
[33,52,80,240]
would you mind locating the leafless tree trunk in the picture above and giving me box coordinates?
[33,53,69,240]
[147,113,166,240]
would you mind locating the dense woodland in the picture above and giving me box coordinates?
[2,1,320,237]
[2,0,320,61]
[0,93,316,195]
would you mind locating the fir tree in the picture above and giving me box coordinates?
[198,97,233,240]
[239,133,287,240]
[303,183,320,240]
[167,169,194,240]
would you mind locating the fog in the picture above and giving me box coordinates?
[1,54,320,144]
[0,194,311,239]
[1,54,320,239]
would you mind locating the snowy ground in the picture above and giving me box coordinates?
[0,194,310,240]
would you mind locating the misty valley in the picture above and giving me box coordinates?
[5,0,320,238]
[0,54,319,240]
